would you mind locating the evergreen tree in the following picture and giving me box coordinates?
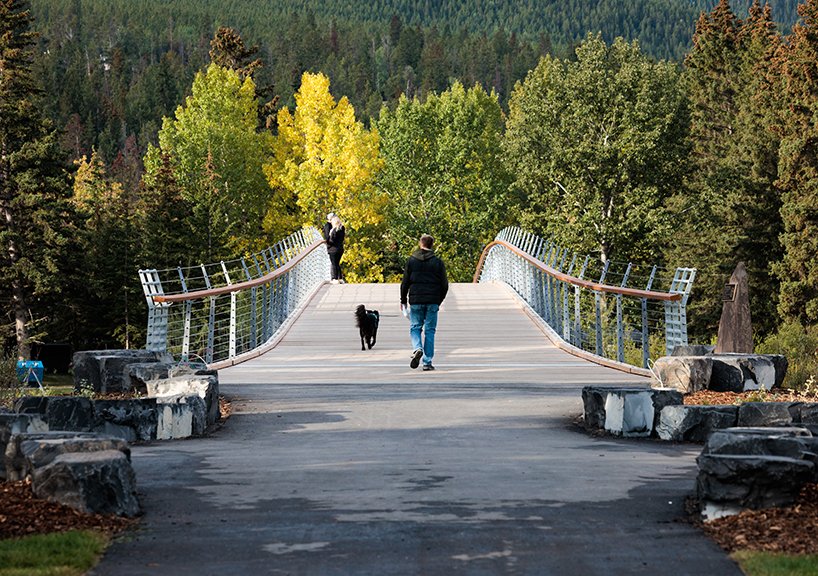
[0,0,74,357]
[774,0,818,323]
[72,150,136,347]
[666,0,783,340]
[209,26,279,128]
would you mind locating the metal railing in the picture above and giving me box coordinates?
[475,227,696,374]
[138,227,329,369]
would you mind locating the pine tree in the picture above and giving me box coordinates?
[210,26,280,129]
[0,0,74,357]
[666,0,783,340]
[775,0,818,323]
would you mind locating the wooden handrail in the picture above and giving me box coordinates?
[152,238,326,303]
[473,240,682,302]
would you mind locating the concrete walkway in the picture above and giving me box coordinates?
[93,283,740,575]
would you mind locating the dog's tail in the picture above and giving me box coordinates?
[354,305,366,328]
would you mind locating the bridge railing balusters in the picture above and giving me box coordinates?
[139,227,329,369]
[474,227,695,375]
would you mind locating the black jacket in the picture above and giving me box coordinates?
[322,222,332,241]
[327,226,345,254]
[400,249,448,305]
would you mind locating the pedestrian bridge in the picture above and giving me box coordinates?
[97,229,745,576]
[138,226,696,377]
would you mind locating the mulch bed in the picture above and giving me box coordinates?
[685,389,816,405]
[0,479,138,540]
[700,484,818,554]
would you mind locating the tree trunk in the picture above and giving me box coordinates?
[2,205,30,359]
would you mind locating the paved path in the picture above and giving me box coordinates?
[94,283,740,575]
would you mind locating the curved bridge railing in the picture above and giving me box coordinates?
[138,227,329,369]
[475,227,696,375]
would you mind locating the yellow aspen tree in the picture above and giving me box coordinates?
[265,72,386,282]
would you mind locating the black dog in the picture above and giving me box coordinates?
[355,304,380,350]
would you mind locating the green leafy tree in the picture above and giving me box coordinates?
[265,72,386,282]
[0,0,74,357]
[376,81,513,280]
[504,34,689,266]
[775,0,818,324]
[144,63,272,261]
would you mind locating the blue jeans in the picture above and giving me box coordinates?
[409,304,439,366]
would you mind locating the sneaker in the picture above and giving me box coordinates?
[422,364,435,371]
[410,349,423,369]
[330,279,339,284]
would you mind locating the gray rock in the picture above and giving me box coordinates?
[14,396,49,415]
[5,432,102,481]
[651,356,712,394]
[147,374,220,426]
[696,454,814,509]
[709,355,784,392]
[650,388,685,433]
[703,429,818,462]
[656,405,738,442]
[73,349,173,394]
[45,397,95,432]
[800,403,818,425]
[126,362,174,394]
[93,399,159,442]
[671,345,715,356]
[769,355,789,388]
[0,414,48,480]
[582,386,680,437]
[6,433,129,482]
[581,387,608,430]
[32,450,140,517]
[737,402,800,427]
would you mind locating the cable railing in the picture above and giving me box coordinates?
[474,227,696,375]
[138,227,329,369]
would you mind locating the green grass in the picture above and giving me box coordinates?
[733,551,818,576]
[0,530,109,576]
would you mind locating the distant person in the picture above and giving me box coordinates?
[400,234,448,370]
[327,215,346,284]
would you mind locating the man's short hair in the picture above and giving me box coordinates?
[419,234,434,249]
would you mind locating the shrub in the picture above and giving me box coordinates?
[757,321,818,390]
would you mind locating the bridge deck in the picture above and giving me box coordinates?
[95,283,739,576]
[227,282,642,386]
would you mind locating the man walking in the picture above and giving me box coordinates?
[400,234,448,371]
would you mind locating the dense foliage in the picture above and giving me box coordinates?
[505,34,689,265]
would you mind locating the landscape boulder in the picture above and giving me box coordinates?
[737,402,800,428]
[582,386,682,437]
[32,450,140,517]
[0,414,48,480]
[92,399,159,442]
[5,432,129,482]
[651,356,712,394]
[655,405,738,442]
[696,427,818,519]
[147,374,220,426]
[73,349,173,394]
